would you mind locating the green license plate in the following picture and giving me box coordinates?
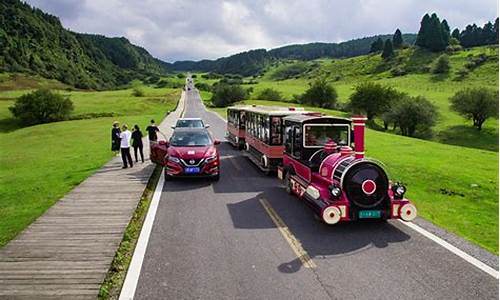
[359,210,381,219]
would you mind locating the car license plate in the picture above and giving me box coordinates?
[359,210,381,219]
[184,167,200,174]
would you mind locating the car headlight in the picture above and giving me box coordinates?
[392,183,406,198]
[168,156,180,164]
[330,185,342,198]
[205,155,217,162]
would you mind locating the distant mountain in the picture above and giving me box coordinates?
[172,34,417,76]
[0,0,169,89]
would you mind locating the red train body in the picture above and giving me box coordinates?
[225,105,417,224]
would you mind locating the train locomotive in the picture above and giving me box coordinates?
[226,106,417,224]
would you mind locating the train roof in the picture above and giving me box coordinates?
[283,114,352,123]
[242,105,309,116]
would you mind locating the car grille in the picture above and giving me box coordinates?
[180,158,204,166]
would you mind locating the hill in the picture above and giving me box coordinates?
[172,34,417,76]
[0,0,169,89]
[234,45,498,151]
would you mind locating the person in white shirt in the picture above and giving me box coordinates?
[120,124,133,168]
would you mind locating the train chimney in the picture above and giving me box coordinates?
[352,115,367,159]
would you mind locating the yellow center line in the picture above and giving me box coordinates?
[259,198,317,269]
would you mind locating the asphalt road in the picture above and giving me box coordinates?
[134,87,498,299]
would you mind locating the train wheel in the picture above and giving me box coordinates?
[285,172,293,194]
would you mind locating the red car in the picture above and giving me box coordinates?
[151,128,221,181]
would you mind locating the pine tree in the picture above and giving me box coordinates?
[494,18,499,44]
[426,13,446,51]
[451,28,460,40]
[416,14,431,47]
[381,39,394,60]
[393,29,403,48]
[441,19,450,46]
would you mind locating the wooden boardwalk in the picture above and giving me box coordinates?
[0,92,185,299]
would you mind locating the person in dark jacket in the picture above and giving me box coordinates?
[131,124,144,163]
[146,119,160,142]
[111,121,121,155]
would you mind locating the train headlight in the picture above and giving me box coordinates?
[392,183,406,199]
[330,185,342,199]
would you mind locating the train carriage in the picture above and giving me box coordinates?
[226,106,249,149]
[243,106,309,173]
[278,114,417,224]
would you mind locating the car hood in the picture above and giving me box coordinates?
[167,146,217,159]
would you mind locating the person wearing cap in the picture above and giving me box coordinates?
[119,124,133,169]
[111,121,121,155]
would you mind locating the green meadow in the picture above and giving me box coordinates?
[0,75,180,247]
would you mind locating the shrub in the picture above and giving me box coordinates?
[349,82,400,121]
[391,66,407,77]
[176,73,185,79]
[432,54,450,74]
[270,62,308,80]
[194,82,211,92]
[210,83,247,107]
[298,78,337,109]
[191,74,197,78]
[256,88,283,101]
[450,88,498,130]
[9,89,74,125]
[386,95,438,137]
[132,87,144,97]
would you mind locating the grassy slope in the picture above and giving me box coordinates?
[249,46,499,151]
[0,80,180,247]
[202,91,498,254]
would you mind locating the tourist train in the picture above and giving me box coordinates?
[226,105,417,224]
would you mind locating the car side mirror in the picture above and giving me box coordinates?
[171,125,176,129]
[214,140,221,145]
[205,124,210,128]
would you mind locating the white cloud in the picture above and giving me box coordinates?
[25,0,498,62]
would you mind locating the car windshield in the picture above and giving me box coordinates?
[304,125,349,147]
[176,119,204,128]
[170,131,212,147]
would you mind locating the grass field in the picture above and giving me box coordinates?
[203,92,498,254]
[247,46,499,152]
[0,78,180,247]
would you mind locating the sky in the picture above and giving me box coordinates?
[25,0,498,62]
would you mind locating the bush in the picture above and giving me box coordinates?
[270,62,308,80]
[391,66,407,76]
[210,83,247,107]
[194,82,211,92]
[256,88,283,101]
[191,74,197,78]
[132,87,144,97]
[386,95,438,137]
[9,89,74,125]
[298,78,337,109]
[450,88,498,130]
[432,54,450,74]
[349,82,400,121]
[176,73,184,79]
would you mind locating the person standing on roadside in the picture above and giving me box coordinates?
[111,121,121,155]
[146,119,160,143]
[120,124,133,169]
[131,124,145,163]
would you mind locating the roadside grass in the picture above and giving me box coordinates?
[98,166,162,300]
[0,84,179,247]
[246,45,499,151]
[204,96,499,254]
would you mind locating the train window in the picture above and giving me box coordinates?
[271,117,282,145]
[240,111,246,129]
[304,124,350,147]
[293,126,302,158]
[284,125,293,153]
[264,117,270,143]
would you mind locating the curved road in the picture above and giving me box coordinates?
[134,87,498,299]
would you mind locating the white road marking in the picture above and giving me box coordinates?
[119,171,165,300]
[399,220,499,279]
